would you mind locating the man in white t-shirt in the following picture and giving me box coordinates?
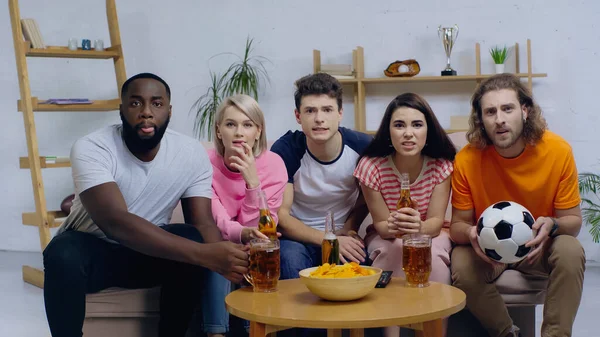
[271,73,372,281]
[43,73,249,337]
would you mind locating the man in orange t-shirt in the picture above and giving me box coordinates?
[450,73,585,337]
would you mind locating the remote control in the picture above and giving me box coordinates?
[375,271,393,288]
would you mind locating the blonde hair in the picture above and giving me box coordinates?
[467,73,547,149]
[213,94,267,157]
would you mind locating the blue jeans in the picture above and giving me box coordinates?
[201,270,231,334]
[201,271,250,334]
[280,238,371,280]
[280,239,322,280]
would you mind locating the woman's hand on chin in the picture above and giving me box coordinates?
[228,143,260,189]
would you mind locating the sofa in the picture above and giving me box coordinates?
[81,133,547,337]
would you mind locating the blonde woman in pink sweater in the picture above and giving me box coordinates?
[201,94,287,337]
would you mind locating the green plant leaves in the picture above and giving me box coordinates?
[579,172,600,243]
[191,72,226,140]
[489,45,508,64]
[223,37,270,100]
[191,37,270,139]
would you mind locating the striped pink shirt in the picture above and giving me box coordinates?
[353,156,453,220]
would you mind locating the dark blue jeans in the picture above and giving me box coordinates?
[280,238,371,280]
[43,224,206,337]
[280,239,322,280]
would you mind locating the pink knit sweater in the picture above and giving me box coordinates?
[208,148,287,243]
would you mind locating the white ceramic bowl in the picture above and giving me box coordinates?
[299,266,383,301]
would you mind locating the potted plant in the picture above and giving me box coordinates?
[578,172,600,243]
[191,72,226,140]
[191,37,270,139]
[490,45,509,74]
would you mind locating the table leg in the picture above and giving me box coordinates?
[415,319,443,337]
[349,328,365,337]
[250,321,266,337]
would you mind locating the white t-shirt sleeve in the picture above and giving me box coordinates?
[181,144,213,199]
[70,137,115,195]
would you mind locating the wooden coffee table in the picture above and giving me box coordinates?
[225,277,466,337]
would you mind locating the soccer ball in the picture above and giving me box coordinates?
[477,201,535,264]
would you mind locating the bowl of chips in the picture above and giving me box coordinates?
[299,262,382,301]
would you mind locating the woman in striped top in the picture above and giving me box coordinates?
[353,93,456,337]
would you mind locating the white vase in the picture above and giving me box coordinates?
[495,64,505,74]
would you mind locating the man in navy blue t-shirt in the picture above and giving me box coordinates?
[271,73,372,280]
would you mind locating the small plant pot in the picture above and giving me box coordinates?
[495,63,505,74]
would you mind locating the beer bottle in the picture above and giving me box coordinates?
[322,211,340,265]
[396,173,417,238]
[258,190,277,240]
[396,173,416,210]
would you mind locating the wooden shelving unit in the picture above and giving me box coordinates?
[313,39,547,134]
[19,156,71,169]
[9,0,127,288]
[24,44,121,59]
[22,210,68,228]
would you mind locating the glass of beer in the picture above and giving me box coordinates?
[402,234,432,287]
[244,238,280,292]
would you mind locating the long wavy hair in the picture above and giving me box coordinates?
[360,93,456,161]
[467,73,547,148]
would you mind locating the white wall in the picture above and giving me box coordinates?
[1,0,599,260]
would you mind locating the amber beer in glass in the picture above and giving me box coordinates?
[258,191,277,240]
[244,239,280,292]
[402,234,432,287]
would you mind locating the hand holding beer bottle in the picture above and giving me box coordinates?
[241,190,279,244]
[388,173,422,238]
[257,190,278,240]
[393,174,432,287]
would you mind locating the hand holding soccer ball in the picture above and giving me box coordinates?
[475,201,535,264]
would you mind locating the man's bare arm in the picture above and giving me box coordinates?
[449,207,475,245]
[552,205,583,237]
[341,190,369,234]
[420,177,451,237]
[80,182,218,266]
[277,183,324,246]
[336,189,368,263]
[180,196,223,243]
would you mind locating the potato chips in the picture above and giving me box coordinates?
[309,262,376,278]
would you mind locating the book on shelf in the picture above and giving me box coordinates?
[21,18,45,49]
[39,99,93,105]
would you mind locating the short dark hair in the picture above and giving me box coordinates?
[120,72,171,99]
[293,73,343,111]
[360,93,456,162]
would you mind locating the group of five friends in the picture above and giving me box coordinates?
[43,71,585,337]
